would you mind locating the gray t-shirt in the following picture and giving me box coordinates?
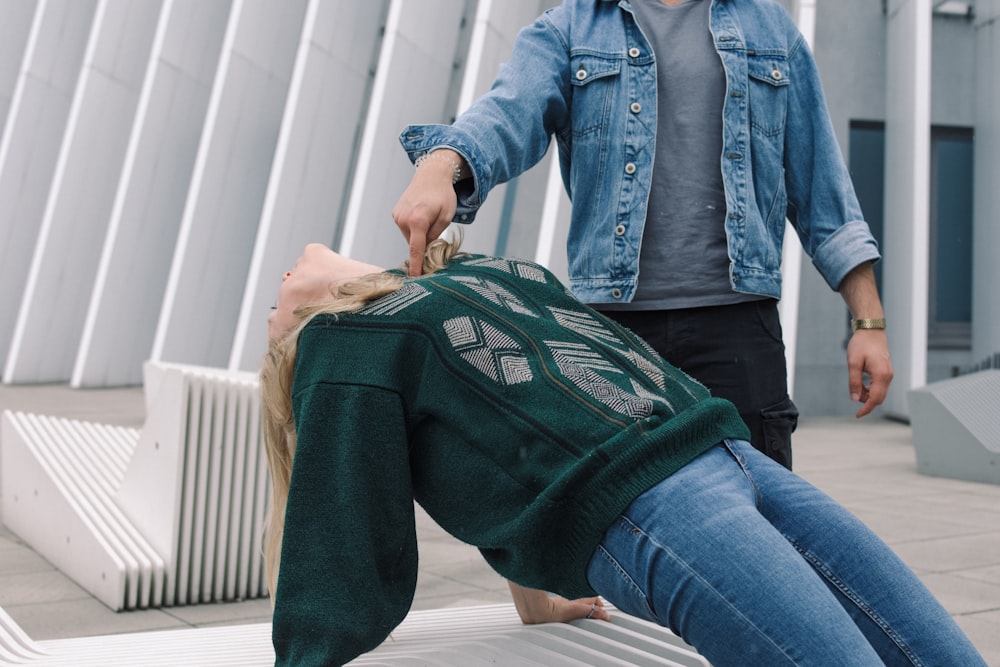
[601,0,761,311]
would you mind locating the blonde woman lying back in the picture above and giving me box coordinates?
[262,239,983,667]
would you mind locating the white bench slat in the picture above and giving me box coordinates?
[11,604,708,666]
[1,361,270,611]
[1,411,156,610]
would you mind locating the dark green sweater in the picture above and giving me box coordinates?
[272,254,749,666]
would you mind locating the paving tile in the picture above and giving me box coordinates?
[952,609,1000,667]
[918,572,1000,616]
[165,597,274,626]
[0,541,56,575]
[889,532,1000,574]
[954,564,1000,587]
[0,570,90,606]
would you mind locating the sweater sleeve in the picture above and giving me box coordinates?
[272,381,417,667]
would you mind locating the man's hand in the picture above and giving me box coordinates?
[391,150,464,276]
[838,262,894,417]
[846,328,893,418]
[507,581,610,624]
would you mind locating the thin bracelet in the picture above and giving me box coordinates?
[415,151,461,184]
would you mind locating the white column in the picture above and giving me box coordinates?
[0,0,38,131]
[338,0,472,270]
[779,0,816,399]
[449,0,560,261]
[229,0,390,372]
[4,0,162,384]
[71,0,233,387]
[0,0,97,377]
[883,0,932,417]
[150,0,309,368]
[972,0,1000,363]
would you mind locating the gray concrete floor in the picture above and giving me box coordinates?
[1,383,998,665]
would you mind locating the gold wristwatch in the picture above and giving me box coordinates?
[851,318,886,333]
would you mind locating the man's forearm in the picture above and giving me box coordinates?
[838,261,885,320]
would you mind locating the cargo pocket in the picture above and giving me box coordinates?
[760,396,798,470]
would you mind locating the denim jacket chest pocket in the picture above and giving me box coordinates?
[746,52,790,137]
[569,54,622,138]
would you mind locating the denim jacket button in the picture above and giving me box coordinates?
[771,68,783,80]
[576,68,587,80]
[624,162,637,175]
[630,102,641,113]
[628,47,640,58]
[615,224,626,235]
[611,288,623,299]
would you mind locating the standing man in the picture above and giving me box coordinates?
[391,0,893,469]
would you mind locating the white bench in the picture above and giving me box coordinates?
[0,602,710,666]
[0,362,269,611]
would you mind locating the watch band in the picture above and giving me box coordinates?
[851,318,887,332]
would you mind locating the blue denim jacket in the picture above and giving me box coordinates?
[399,0,880,303]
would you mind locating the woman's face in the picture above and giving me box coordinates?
[268,243,383,342]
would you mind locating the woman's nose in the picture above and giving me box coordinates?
[283,271,291,281]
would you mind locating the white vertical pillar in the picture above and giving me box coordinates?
[229,0,390,372]
[4,0,162,384]
[972,0,1000,363]
[883,0,931,417]
[0,0,38,131]
[0,0,97,375]
[71,0,233,387]
[533,153,571,283]
[338,0,472,270]
[779,0,815,400]
[150,0,309,368]
[449,0,559,260]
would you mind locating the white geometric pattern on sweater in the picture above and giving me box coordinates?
[547,307,622,346]
[451,276,537,318]
[630,378,676,415]
[462,257,547,284]
[444,316,533,385]
[357,282,430,316]
[625,349,666,390]
[548,306,667,391]
[546,341,653,419]
[544,340,621,375]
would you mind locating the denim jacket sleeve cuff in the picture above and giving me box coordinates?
[398,124,490,223]
[810,220,882,291]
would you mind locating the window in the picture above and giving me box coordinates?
[929,126,973,348]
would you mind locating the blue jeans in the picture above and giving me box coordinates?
[586,440,986,666]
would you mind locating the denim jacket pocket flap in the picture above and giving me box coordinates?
[569,54,621,87]
[747,56,790,88]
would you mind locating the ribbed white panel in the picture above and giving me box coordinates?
[0,605,44,664]
[0,410,153,611]
[0,362,269,611]
[8,604,710,666]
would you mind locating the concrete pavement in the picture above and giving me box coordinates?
[1,383,998,665]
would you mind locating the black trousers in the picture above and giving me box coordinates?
[600,299,798,469]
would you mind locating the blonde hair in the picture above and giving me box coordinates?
[260,237,463,602]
